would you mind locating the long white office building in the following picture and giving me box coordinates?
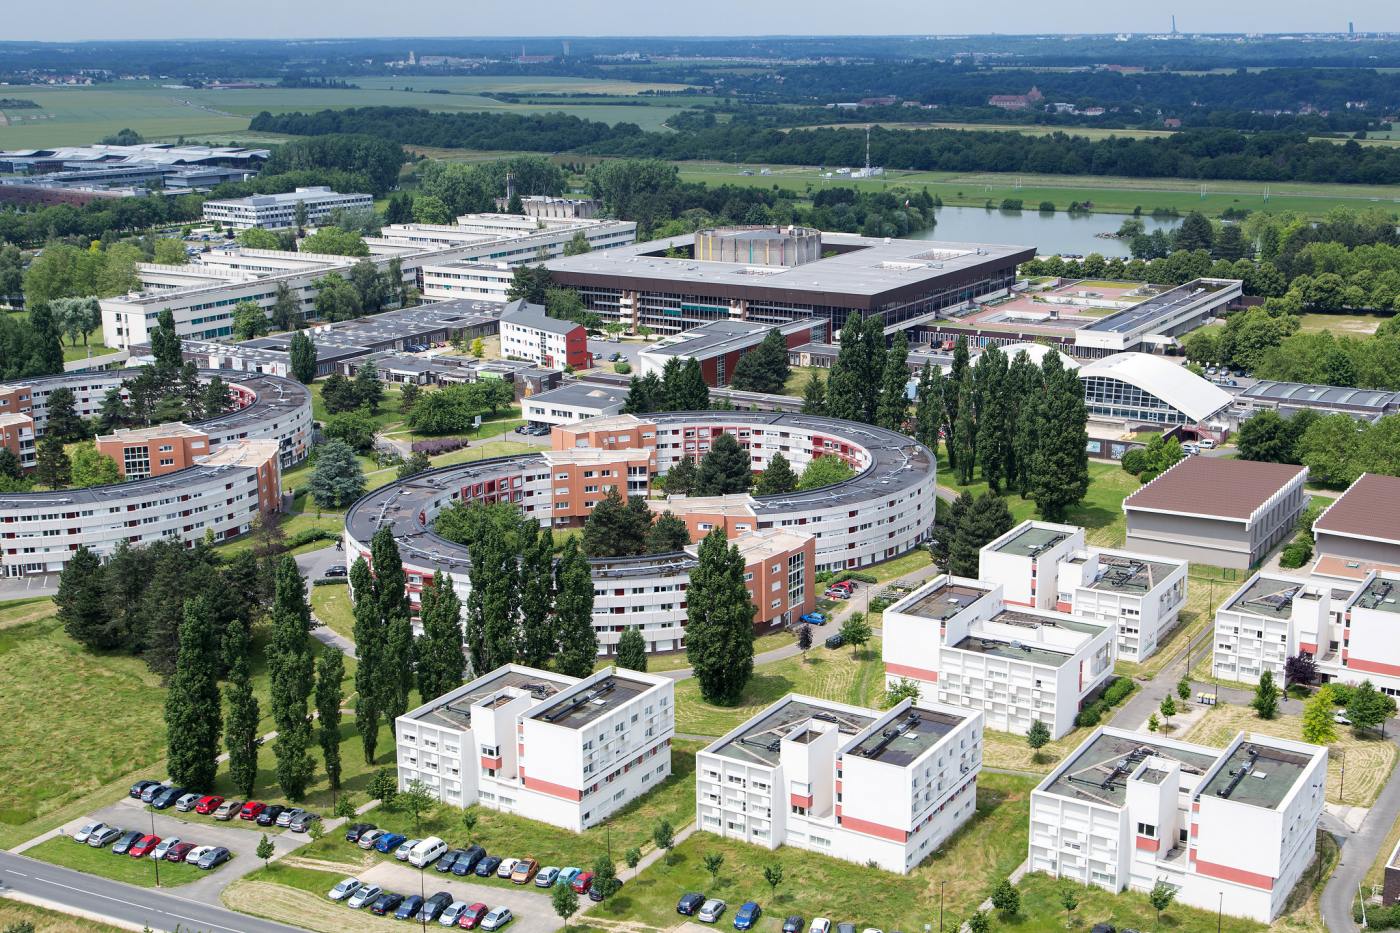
[202,186,374,230]
[396,665,675,832]
[696,694,983,873]
[882,575,1115,739]
[1029,726,1326,923]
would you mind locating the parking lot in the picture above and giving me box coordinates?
[57,795,313,904]
[352,859,557,933]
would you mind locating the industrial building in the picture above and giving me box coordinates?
[201,186,373,230]
[1029,726,1326,923]
[0,143,270,174]
[1122,456,1309,569]
[881,575,1116,739]
[545,228,1032,336]
[396,665,675,831]
[1231,381,1400,424]
[1077,352,1233,428]
[696,694,983,873]
[638,319,821,387]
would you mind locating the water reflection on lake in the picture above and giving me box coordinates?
[912,205,1181,257]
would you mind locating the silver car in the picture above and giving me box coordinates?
[72,821,107,844]
[150,836,181,860]
[87,826,122,848]
[275,807,305,828]
[346,884,382,910]
[439,901,470,926]
[174,792,200,812]
[328,877,362,901]
[698,899,727,924]
[395,839,421,861]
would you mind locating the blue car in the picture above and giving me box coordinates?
[800,613,826,626]
[734,902,762,931]
[374,832,407,854]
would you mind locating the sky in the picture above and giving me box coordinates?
[4,0,1395,42]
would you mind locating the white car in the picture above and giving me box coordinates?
[496,857,519,879]
[174,793,201,812]
[395,838,421,861]
[72,821,107,844]
[482,907,514,931]
[1198,438,1216,449]
[328,877,362,901]
[810,920,832,933]
[699,899,727,924]
[1335,712,1353,726]
[186,845,215,864]
[151,837,181,860]
[440,902,471,926]
[358,829,385,850]
[346,884,382,910]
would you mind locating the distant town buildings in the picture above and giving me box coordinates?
[201,186,373,230]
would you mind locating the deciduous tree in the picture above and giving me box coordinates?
[315,648,344,791]
[554,538,598,677]
[416,571,464,703]
[224,619,261,798]
[164,596,222,791]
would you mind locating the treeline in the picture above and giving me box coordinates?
[1238,408,1400,487]
[253,107,1400,185]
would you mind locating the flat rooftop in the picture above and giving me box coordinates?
[1041,731,1218,808]
[1224,576,1310,620]
[1240,380,1400,413]
[1083,278,1231,335]
[1199,741,1313,810]
[410,668,574,730]
[846,707,964,767]
[898,579,994,622]
[527,383,625,409]
[1123,456,1307,522]
[1355,576,1400,614]
[952,608,1103,667]
[710,698,875,768]
[529,673,654,729]
[1077,552,1180,596]
[644,319,813,359]
[990,524,1073,558]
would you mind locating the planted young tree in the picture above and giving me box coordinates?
[552,876,579,930]
[1159,695,1177,730]
[763,862,784,900]
[1148,880,1177,923]
[840,611,872,657]
[1027,719,1050,763]
[1252,670,1280,720]
[256,834,275,867]
[685,530,756,705]
[1348,680,1397,735]
[1285,654,1318,688]
[591,853,620,902]
[703,852,725,885]
[616,626,648,672]
[395,778,437,836]
[797,623,813,661]
[1302,690,1338,745]
[990,879,1020,918]
[883,677,921,708]
[1059,884,1079,927]
[653,819,675,861]
[624,847,642,879]
[1177,678,1191,702]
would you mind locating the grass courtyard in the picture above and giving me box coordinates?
[26,836,207,888]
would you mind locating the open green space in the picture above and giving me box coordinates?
[26,835,208,887]
[0,898,134,933]
[1296,311,1394,336]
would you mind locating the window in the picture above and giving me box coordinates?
[1136,822,1156,838]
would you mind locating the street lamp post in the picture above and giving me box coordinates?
[939,880,945,933]
[1217,892,1223,933]
[150,810,160,888]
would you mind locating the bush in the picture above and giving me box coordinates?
[1120,448,1148,475]
[1038,201,1055,212]
[1076,676,1137,727]
[614,361,632,374]
[834,570,878,585]
[410,437,468,455]
[1357,902,1400,930]
[1327,683,1353,707]
[286,528,338,549]
[1000,198,1024,211]
[1279,536,1313,569]
[869,596,893,614]
[1137,468,1160,484]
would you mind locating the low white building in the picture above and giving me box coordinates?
[523,383,625,428]
[1056,548,1188,663]
[1210,572,1337,686]
[1029,726,1326,923]
[979,520,1084,610]
[696,694,983,873]
[421,261,515,303]
[882,575,1115,739]
[396,665,675,832]
[202,186,373,230]
[500,300,590,371]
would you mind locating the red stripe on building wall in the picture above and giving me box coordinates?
[1344,656,1400,677]
[1135,836,1160,852]
[523,775,582,801]
[1299,642,1317,654]
[1193,856,1275,891]
[1056,601,1073,612]
[884,662,938,682]
[838,812,908,842]
[480,756,502,770]
[790,794,813,808]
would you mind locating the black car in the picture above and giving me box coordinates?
[678,893,706,916]
[1089,926,1116,933]
[344,822,376,843]
[782,917,805,933]
[435,849,464,873]
[395,895,424,921]
[151,786,186,809]
[323,566,348,578]
[110,830,143,855]
[130,779,162,799]
[474,855,502,877]
[422,892,453,923]
[590,878,622,902]
[452,844,485,875]
[824,633,845,649]
[256,804,286,827]
[370,892,405,916]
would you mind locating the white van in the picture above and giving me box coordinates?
[1198,438,1216,449]
[409,836,447,868]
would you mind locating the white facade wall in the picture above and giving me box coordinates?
[979,521,1084,609]
[202,189,374,229]
[421,262,515,302]
[523,396,624,427]
[500,318,574,370]
[1210,574,1318,685]
[1061,549,1189,663]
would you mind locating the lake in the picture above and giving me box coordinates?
[912,205,1181,257]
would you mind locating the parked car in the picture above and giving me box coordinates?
[289,812,320,833]
[411,837,448,868]
[213,799,242,821]
[151,786,186,809]
[481,907,514,931]
[458,902,489,929]
[185,846,215,865]
[1335,711,1353,725]
[257,804,286,827]
[344,822,375,843]
[534,866,560,888]
[328,877,363,901]
[150,837,181,861]
[140,783,167,804]
[589,877,620,902]
[454,844,486,874]
[436,850,464,874]
[109,829,143,855]
[72,821,107,844]
[699,899,727,923]
[1198,438,1216,449]
[823,588,849,600]
[88,826,122,848]
[475,855,502,877]
[824,633,845,649]
[1182,443,1199,455]
[375,832,407,854]
[396,895,425,921]
[357,828,385,850]
[809,920,831,933]
[557,867,581,888]
[783,917,805,933]
[835,923,856,933]
[240,801,267,821]
[735,902,762,930]
[799,613,825,626]
[440,901,471,927]
[129,780,162,799]
[174,793,201,813]
[164,842,197,863]
[396,838,422,861]
[323,566,348,578]
[496,857,518,879]
[509,858,538,884]
[571,871,594,894]
[347,884,383,910]
[371,892,405,916]
[422,892,454,923]
[197,847,231,870]
[193,795,223,815]
[1089,926,1116,933]
[677,893,706,916]
[276,807,305,828]
[129,834,161,858]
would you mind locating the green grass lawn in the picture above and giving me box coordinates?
[1296,311,1393,336]
[26,836,208,887]
[0,898,134,933]
[311,581,356,644]
[782,365,823,397]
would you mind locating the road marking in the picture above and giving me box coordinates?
[3,869,27,877]
[32,874,254,933]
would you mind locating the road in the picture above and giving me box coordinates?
[0,848,305,933]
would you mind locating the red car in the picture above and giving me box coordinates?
[571,871,594,894]
[128,834,161,858]
[164,842,197,863]
[239,801,266,821]
[194,795,224,815]
[458,903,489,929]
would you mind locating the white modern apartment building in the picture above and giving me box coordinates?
[1029,726,1327,923]
[696,694,983,873]
[523,384,625,428]
[1056,548,1188,663]
[499,300,590,371]
[979,520,1084,610]
[396,665,675,832]
[1210,572,1340,686]
[421,261,515,303]
[882,575,1116,738]
[202,186,373,230]
[1337,572,1400,694]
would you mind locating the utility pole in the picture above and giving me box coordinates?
[150,810,160,887]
